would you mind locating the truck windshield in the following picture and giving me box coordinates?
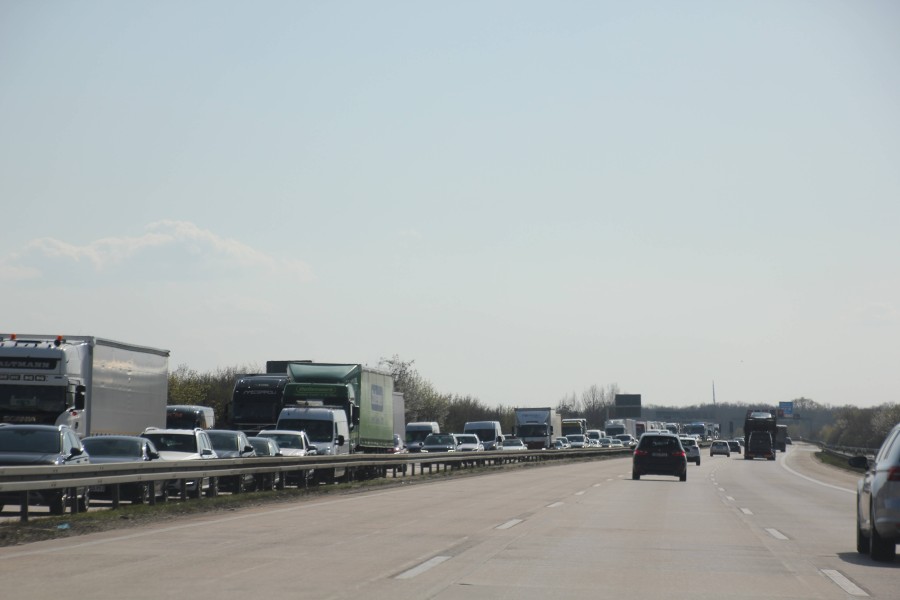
[0,385,67,418]
[232,394,280,422]
[518,424,548,437]
[466,429,496,442]
[406,430,432,444]
[277,419,333,442]
[166,412,201,429]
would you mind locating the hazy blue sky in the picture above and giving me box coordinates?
[2,1,898,408]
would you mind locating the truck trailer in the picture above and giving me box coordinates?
[0,334,169,436]
[514,407,561,450]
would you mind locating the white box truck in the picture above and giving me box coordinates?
[0,334,169,436]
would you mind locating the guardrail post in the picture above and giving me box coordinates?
[111,484,121,509]
[19,491,29,523]
[70,488,79,514]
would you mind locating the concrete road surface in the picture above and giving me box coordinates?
[1,443,896,599]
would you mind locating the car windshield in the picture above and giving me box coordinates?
[259,433,306,449]
[142,433,197,453]
[457,435,477,444]
[425,435,455,445]
[0,428,59,453]
[503,439,523,446]
[207,432,242,451]
[83,437,142,458]
[248,439,275,455]
[277,419,334,443]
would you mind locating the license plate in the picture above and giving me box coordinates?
[652,452,667,457]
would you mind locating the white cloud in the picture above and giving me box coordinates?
[0,221,313,282]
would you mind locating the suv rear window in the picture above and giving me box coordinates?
[639,436,679,451]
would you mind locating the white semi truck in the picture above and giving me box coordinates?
[513,407,561,450]
[0,334,169,436]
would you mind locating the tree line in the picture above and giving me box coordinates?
[167,357,898,449]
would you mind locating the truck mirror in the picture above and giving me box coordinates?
[336,435,345,446]
[74,390,86,410]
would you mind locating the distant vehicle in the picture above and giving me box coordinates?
[744,410,777,459]
[597,437,613,448]
[727,440,742,454]
[140,427,219,497]
[586,429,604,445]
[850,422,900,562]
[561,418,588,438]
[463,421,504,451]
[551,438,567,450]
[514,407,561,450]
[388,433,407,454]
[230,373,288,432]
[710,440,731,457]
[632,432,687,482]
[247,436,284,490]
[420,433,459,453]
[166,405,215,430]
[501,438,527,451]
[608,438,624,448]
[556,436,571,449]
[406,422,440,453]
[746,431,775,461]
[615,434,637,448]
[255,429,315,486]
[206,429,257,493]
[82,435,167,503]
[775,424,789,452]
[567,434,589,448]
[0,424,90,514]
[679,436,701,466]
[455,434,484,452]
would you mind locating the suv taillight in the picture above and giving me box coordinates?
[634,449,649,457]
[672,450,685,457]
[887,467,900,482]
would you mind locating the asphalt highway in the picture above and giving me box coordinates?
[0,444,895,599]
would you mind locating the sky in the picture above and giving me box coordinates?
[1,1,898,409]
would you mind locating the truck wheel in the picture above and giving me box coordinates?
[77,490,90,513]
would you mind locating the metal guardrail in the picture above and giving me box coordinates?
[0,447,632,522]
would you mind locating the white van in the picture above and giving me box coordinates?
[277,405,350,482]
[405,421,440,453]
[463,421,505,451]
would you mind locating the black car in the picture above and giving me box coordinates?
[0,424,91,514]
[850,422,900,561]
[632,432,687,482]
[727,440,742,454]
[207,429,257,493]
[247,436,285,491]
[82,435,168,503]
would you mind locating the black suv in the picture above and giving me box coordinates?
[632,432,687,482]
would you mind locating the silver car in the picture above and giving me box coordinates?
[850,422,900,561]
[679,436,701,466]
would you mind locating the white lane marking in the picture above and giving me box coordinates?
[780,453,854,495]
[741,508,753,515]
[547,502,564,508]
[821,569,868,597]
[396,556,451,580]
[726,496,735,502]
[592,483,602,487]
[765,528,788,540]
[575,490,586,496]
[718,487,726,492]
[606,478,613,482]
[496,519,523,530]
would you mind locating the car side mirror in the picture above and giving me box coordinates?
[69,447,83,458]
[336,435,345,447]
[848,456,869,470]
[201,448,214,456]
[148,450,161,460]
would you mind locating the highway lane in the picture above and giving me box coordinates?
[0,445,895,599]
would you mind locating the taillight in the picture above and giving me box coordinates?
[634,449,649,456]
[887,467,900,482]
[672,450,685,457]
